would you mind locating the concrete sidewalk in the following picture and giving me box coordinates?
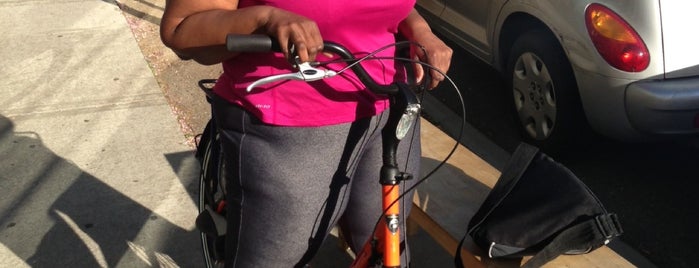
[0,1,452,267]
[0,0,201,266]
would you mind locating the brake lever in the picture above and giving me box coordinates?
[246,62,337,92]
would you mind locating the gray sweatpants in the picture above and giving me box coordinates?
[212,97,420,268]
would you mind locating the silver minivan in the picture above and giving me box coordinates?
[417,0,699,148]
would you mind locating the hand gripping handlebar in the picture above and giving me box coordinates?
[225,34,401,95]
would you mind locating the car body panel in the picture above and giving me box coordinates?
[418,0,445,18]
[417,0,699,141]
[438,0,507,60]
[575,68,640,139]
[627,76,699,135]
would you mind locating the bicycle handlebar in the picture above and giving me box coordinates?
[225,34,400,95]
[226,33,422,171]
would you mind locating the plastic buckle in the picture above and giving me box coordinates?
[595,213,623,240]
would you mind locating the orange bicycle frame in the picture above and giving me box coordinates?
[381,184,402,267]
[350,184,403,268]
[351,185,401,268]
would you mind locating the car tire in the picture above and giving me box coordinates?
[506,29,586,151]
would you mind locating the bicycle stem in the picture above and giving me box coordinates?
[380,82,420,182]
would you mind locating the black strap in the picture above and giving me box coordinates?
[454,231,469,267]
[466,143,539,234]
[456,213,621,268]
[522,213,622,268]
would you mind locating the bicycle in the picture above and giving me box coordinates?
[194,34,466,268]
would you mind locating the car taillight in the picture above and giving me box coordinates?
[585,3,649,72]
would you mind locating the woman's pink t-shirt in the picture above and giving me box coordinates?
[213,0,415,126]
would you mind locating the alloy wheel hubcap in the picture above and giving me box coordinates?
[512,52,557,140]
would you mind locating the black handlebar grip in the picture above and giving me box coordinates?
[226,34,281,52]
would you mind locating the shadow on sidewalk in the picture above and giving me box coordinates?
[0,114,201,267]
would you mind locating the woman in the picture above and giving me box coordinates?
[160,1,452,267]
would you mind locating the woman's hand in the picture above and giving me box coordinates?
[399,9,453,89]
[410,32,453,89]
[264,9,324,63]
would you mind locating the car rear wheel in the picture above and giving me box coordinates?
[506,29,585,151]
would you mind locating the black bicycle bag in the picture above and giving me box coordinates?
[455,142,623,267]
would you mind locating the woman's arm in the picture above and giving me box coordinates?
[160,0,324,65]
[398,9,453,89]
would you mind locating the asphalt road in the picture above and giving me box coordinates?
[428,43,699,268]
